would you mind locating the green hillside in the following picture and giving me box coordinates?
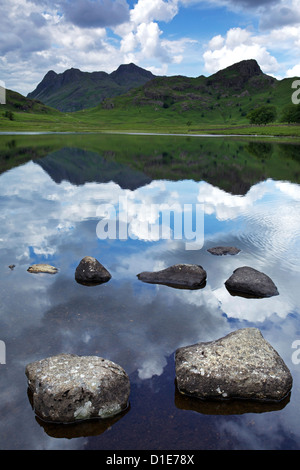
[2,88,58,114]
[98,59,298,126]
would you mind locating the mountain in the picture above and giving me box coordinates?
[27,63,155,112]
[94,59,299,126]
[109,59,277,113]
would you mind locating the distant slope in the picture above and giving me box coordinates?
[27,63,156,112]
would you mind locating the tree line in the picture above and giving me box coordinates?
[247,104,300,125]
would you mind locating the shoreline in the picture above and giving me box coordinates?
[0,130,299,140]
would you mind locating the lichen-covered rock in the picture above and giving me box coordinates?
[207,246,240,256]
[225,266,279,298]
[75,256,111,285]
[137,264,207,289]
[27,264,58,274]
[25,353,130,423]
[175,328,292,402]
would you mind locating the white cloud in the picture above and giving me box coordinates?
[130,0,179,25]
[286,64,300,77]
[203,27,279,75]
[208,34,224,50]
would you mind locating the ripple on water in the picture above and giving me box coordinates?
[236,199,300,273]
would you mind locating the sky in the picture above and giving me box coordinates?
[1,0,300,96]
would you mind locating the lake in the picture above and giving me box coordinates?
[0,133,300,450]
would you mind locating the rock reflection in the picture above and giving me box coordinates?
[174,386,291,415]
[36,408,130,439]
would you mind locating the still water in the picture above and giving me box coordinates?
[0,133,300,450]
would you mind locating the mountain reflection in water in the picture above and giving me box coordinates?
[0,134,300,450]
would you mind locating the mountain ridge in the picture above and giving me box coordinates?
[27,59,281,115]
[27,63,156,112]
[102,59,280,118]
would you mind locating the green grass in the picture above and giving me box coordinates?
[1,84,300,139]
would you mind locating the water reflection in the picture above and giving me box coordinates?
[174,387,291,415]
[34,404,130,439]
[0,135,300,449]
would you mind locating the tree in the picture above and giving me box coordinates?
[3,110,15,121]
[247,105,277,125]
[280,104,300,123]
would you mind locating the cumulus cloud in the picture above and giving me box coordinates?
[118,0,183,66]
[130,0,179,24]
[203,27,279,75]
[287,63,300,77]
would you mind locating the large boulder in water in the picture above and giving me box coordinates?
[75,256,111,285]
[25,353,130,423]
[225,266,279,298]
[175,328,292,402]
[137,264,207,289]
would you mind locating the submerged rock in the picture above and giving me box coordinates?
[225,266,279,298]
[175,328,292,402]
[75,256,111,285]
[27,264,58,274]
[207,246,240,256]
[137,264,207,289]
[25,353,130,423]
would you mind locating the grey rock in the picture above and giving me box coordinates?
[25,353,130,423]
[27,264,58,274]
[175,328,292,402]
[137,264,207,289]
[225,266,279,298]
[75,256,111,285]
[207,246,240,256]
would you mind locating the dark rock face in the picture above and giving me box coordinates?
[25,353,130,423]
[225,266,279,298]
[175,328,292,402]
[137,264,207,289]
[75,256,111,285]
[207,59,270,91]
[207,246,240,256]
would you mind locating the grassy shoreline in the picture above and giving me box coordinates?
[1,108,300,140]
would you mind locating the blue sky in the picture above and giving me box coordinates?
[1,0,300,95]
